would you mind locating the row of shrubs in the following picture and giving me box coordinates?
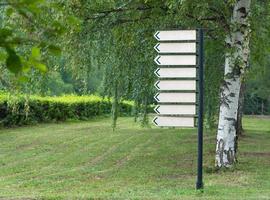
[0,94,133,127]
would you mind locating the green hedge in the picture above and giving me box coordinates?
[0,94,133,127]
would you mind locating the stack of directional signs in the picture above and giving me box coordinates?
[153,30,197,127]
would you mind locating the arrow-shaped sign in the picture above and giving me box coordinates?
[154,68,196,78]
[154,43,160,52]
[154,105,196,115]
[154,93,196,103]
[154,56,161,65]
[154,81,160,90]
[154,68,160,77]
[154,43,196,53]
[154,105,160,114]
[154,30,196,41]
[152,116,195,127]
[154,93,160,102]
[154,31,160,40]
[154,80,196,91]
[154,55,196,66]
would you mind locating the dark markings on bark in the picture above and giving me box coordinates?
[225,73,234,79]
[226,40,233,48]
[237,7,248,18]
[232,66,241,76]
[216,139,225,166]
[240,23,248,29]
[220,93,230,108]
[225,148,235,165]
[235,41,242,45]
[225,117,236,122]
[229,93,236,97]
[221,80,229,90]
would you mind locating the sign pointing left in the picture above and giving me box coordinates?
[154,105,196,115]
[154,55,196,66]
[154,43,196,53]
[154,68,196,78]
[154,30,196,41]
[153,116,195,127]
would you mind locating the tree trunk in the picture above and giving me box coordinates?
[261,100,264,115]
[215,0,251,168]
[112,82,119,130]
[236,83,245,136]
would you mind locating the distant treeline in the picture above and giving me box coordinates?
[244,95,270,115]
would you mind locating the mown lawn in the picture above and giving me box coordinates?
[0,116,269,200]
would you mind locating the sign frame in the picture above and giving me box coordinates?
[152,29,204,190]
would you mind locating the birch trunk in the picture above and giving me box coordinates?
[215,0,251,168]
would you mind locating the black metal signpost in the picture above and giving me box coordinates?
[196,28,204,190]
[153,29,204,190]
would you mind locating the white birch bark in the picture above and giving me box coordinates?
[215,0,251,168]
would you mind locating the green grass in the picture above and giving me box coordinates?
[0,116,269,199]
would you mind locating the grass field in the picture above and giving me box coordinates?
[0,116,269,200]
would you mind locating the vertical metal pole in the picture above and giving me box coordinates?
[196,29,204,190]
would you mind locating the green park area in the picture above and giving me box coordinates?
[0,0,270,199]
[0,117,269,199]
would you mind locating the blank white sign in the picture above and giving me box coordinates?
[155,80,196,91]
[155,68,196,78]
[154,43,196,53]
[154,93,196,103]
[154,105,196,115]
[155,55,196,66]
[153,116,195,127]
[154,30,196,41]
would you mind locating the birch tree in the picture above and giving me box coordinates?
[215,0,251,167]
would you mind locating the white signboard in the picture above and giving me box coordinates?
[155,80,196,91]
[154,68,196,78]
[154,30,196,41]
[154,105,196,115]
[154,93,196,103]
[153,116,195,127]
[154,55,196,66]
[154,43,196,53]
[153,29,197,127]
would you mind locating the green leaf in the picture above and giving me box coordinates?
[6,49,22,74]
[31,46,41,60]
[0,51,7,61]
[34,62,47,73]
[5,7,14,17]
[48,45,61,56]
[0,28,13,42]
[18,75,29,83]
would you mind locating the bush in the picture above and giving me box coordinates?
[0,94,133,127]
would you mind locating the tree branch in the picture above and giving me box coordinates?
[85,6,156,21]
[110,17,151,27]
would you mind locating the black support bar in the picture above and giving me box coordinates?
[196,29,204,190]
